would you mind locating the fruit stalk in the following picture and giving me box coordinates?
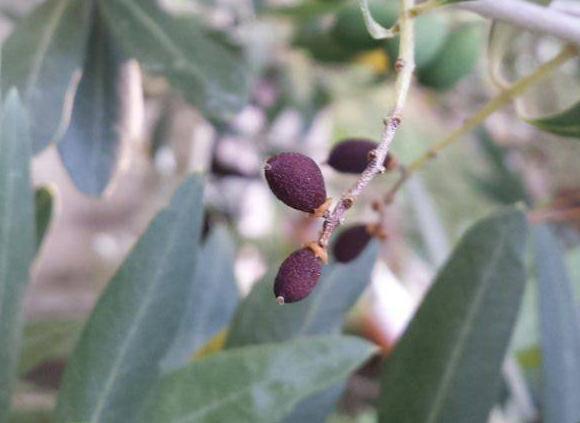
[318,0,416,248]
[382,44,578,205]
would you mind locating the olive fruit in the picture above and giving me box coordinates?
[327,139,394,174]
[274,247,323,303]
[264,152,328,215]
[417,24,483,91]
[332,224,373,263]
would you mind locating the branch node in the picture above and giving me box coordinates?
[342,196,355,209]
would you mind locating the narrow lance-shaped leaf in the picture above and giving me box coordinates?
[145,336,375,423]
[227,241,379,347]
[55,176,205,423]
[526,101,580,139]
[379,208,528,423]
[1,0,92,153]
[533,225,580,423]
[99,0,250,121]
[35,186,55,253]
[161,226,240,372]
[58,7,140,196]
[0,90,35,422]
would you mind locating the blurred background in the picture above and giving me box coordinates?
[2,0,579,421]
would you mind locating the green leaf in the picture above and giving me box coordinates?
[226,241,379,347]
[55,176,205,423]
[18,320,82,376]
[0,90,35,423]
[282,383,346,423]
[466,128,530,205]
[99,0,250,121]
[379,208,528,423]
[1,0,92,153]
[533,225,580,423]
[161,226,240,372]
[35,186,54,253]
[526,101,580,139]
[58,8,135,196]
[145,336,375,423]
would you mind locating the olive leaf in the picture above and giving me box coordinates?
[1,0,92,153]
[99,0,250,121]
[525,101,580,138]
[379,208,528,423]
[55,176,205,423]
[0,90,35,422]
[144,336,375,423]
[533,225,580,423]
[58,7,139,196]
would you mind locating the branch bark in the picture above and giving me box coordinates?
[317,0,416,247]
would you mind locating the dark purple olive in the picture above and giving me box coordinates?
[333,224,372,263]
[327,139,394,174]
[264,152,327,214]
[274,247,323,304]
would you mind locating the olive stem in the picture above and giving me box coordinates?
[382,45,578,205]
[318,0,416,247]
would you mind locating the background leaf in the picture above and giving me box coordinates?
[0,90,35,422]
[226,241,379,347]
[533,225,580,423]
[379,208,528,423]
[161,225,240,372]
[282,383,346,423]
[55,176,205,423]
[145,336,375,423]
[58,7,137,196]
[526,101,580,139]
[100,0,250,121]
[34,186,54,253]
[466,128,530,205]
[1,0,92,152]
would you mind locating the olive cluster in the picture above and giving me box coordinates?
[264,139,394,304]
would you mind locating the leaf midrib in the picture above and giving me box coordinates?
[425,227,509,423]
[171,349,363,423]
[88,205,190,423]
